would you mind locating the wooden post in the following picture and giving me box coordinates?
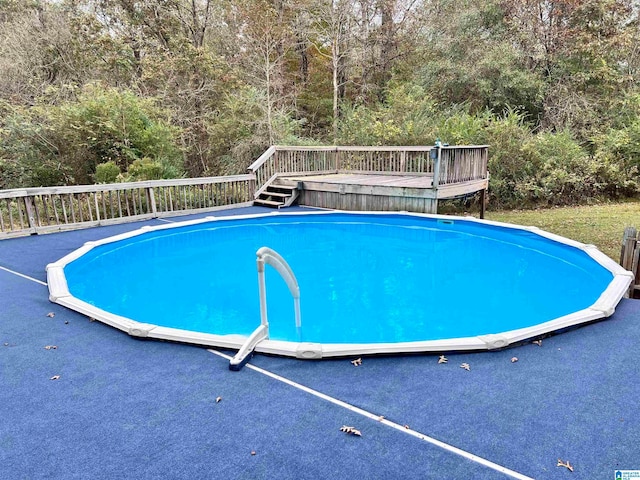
[23,196,37,232]
[620,227,637,270]
[479,188,487,219]
[147,187,157,217]
[620,227,638,298]
[631,245,640,299]
[248,176,256,200]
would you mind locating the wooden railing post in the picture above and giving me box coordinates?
[23,196,37,232]
[248,176,256,199]
[432,143,441,190]
[147,187,157,217]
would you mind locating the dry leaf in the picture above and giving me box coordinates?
[50,375,60,380]
[438,355,448,364]
[215,396,222,403]
[403,424,410,429]
[46,312,55,318]
[350,357,362,367]
[377,415,385,421]
[250,451,256,456]
[533,340,542,347]
[340,425,362,436]
[64,321,69,325]
[44,345,58,350]
[89,317,96,322]
[557,459,574,472]
[511,357,518,363]
[460,363,470,371]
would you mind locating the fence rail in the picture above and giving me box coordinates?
[0,175,254,237]
[247,145,489,197]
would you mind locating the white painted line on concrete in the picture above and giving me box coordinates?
[0,265,47,286]
[207,349,534,480]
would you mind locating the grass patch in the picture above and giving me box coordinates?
[485,199,640,260]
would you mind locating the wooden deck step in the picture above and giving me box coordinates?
[253,182,300,208]
[260,191,290,198]
[254,198,283,207]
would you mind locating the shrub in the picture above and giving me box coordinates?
[46,83,184,184]
[125,158,164,181]
[93,161,121,184]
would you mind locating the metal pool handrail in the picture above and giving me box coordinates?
[229,247,301,370]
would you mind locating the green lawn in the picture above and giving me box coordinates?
[484,199,640,261]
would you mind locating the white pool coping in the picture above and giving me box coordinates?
[46,210,634,358]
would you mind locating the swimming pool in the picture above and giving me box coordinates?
[47,211,633,359]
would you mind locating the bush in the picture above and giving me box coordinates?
[46,83,184,184]
[514,131,636,205]
[94,161,121,184]
[125,158,164,181]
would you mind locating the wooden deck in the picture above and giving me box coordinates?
[248,145,490,216]
[0,144,489,237]
[277,172,488,215]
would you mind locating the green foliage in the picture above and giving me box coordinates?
[45,84,183,183]
[93,161,121,184]
[125,158,165,181]
[338,84,438,145]
[419,1,546,121]
[0,101,71,187]
[0,0,638,210]
[209,86,310,175]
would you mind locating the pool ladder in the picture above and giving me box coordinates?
[229,247,301,371]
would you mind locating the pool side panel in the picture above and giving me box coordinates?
[46,210,634,359]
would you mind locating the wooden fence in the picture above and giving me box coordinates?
[0,175,254,238]
[247,145,489,198]
[620,227,640,298]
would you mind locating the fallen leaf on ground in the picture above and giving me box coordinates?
[350,357,362,366]
[46,312,55,318]
[438,355,447,364]
[89,317,96,322]
[533,340,542,346]
[403,424,410,429]
[377,416,385,421]
[50,375,60,380]
[215,396,222,403]
[44,345,57,350]
[460,363,470,371]
[250,451,256,456]
[511,357,518,363]
[64,321,69,324]
[557,459,574,472]
[340,425,362,436]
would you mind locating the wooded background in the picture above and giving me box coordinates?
[1,0,639,208]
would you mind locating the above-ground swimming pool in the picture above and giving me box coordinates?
[47,211,633,359]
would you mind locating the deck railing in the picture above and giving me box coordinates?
[247,145,489,197]
[0,175,253,237]
[0,145,488,238]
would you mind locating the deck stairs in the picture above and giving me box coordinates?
[253,183,300,209]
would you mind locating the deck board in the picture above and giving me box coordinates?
[284,173,434,188]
